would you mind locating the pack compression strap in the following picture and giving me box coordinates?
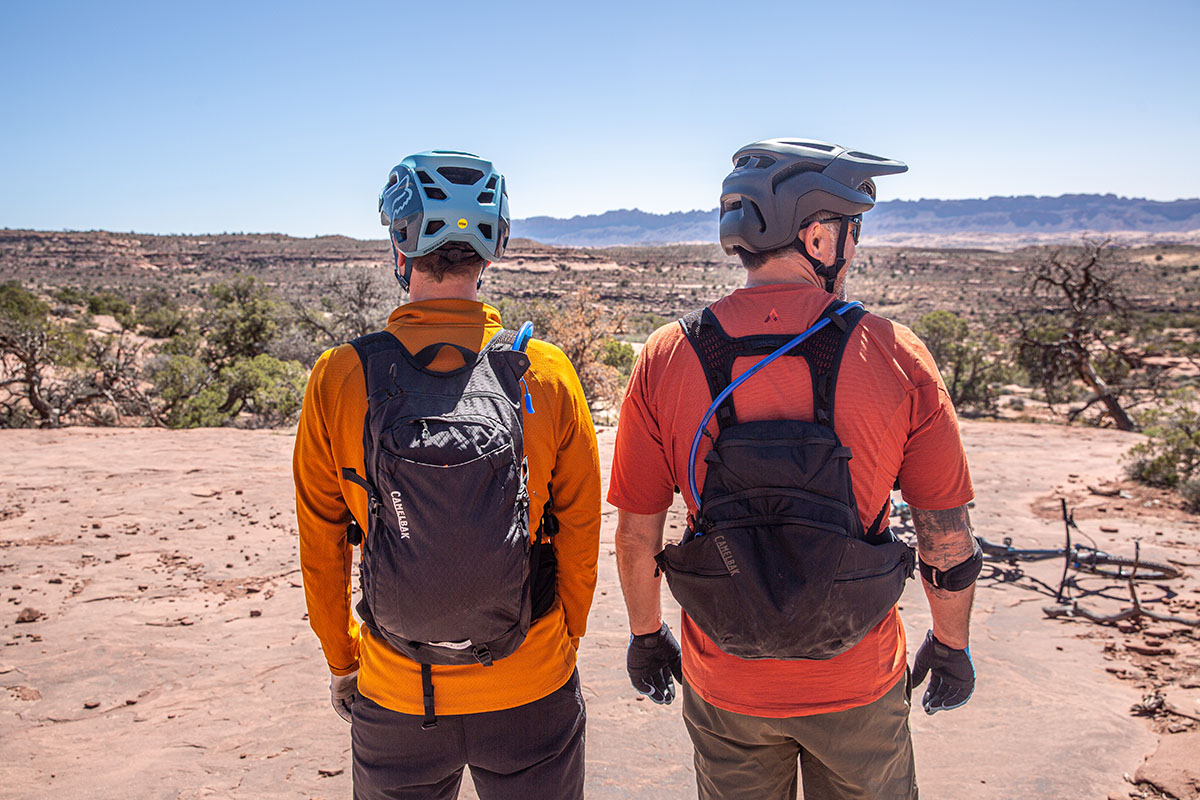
[686,301,863,506]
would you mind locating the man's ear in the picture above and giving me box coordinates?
[395,251,406,270]
[800,220,823,259]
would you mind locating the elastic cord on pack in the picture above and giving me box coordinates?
[685,302,862,514]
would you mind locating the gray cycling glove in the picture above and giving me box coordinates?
[330,669,358,723]
[911,630,974,715]
[626,622,683,704]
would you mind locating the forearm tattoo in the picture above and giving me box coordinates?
[910,505,975,570]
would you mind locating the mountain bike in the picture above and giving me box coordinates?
[976,498,1180,585]
[892,498,1181,602]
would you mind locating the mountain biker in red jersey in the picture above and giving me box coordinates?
[610,139,982,800]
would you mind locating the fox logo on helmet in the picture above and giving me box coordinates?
[395,174,414,211]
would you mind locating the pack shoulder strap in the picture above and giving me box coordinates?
[679,301,867,430]
[489,329,518,350]
[348,328,524,390]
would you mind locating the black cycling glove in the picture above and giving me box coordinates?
[911,630,974,715]
[626,621,683,704]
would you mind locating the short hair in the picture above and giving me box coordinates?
[734,211,837,271]
[410,242,486,282]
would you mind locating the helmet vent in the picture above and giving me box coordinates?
[424,187,448,200]
[394,224,408,244]
[477,223,493,240]
[485,176,497,190]
[770,162,818,192]
[735,155,751,167]
[720,198,742,217]
[437,166,485,185]
[746,200,766,233]
[477,191,495,204]
[416,170,435,185]
[783,140,835,151]
[847,151,888,162]
[424,220,446,236]
[753,155,775,169]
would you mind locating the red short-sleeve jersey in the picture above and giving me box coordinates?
[608,282,973,717]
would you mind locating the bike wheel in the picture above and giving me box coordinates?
[1076,554,1182,581]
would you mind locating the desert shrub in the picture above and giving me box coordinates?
[146,352,305,429]
[538,288,625,412]
[0,280,49,329]
[0,281,149,427]
[1013,320,1081,404]
[912,310,1010,414]
[280,267,401,365]
[1125,389,1200,491]
[145,354,218,427]
[626,312,672,341]
[135,287,192,339]
[219,354,307,427]
[140,279,305,428]
[489,296,558,334]
[52,286,88,307]
[86,290,132,320]
[1012,241,1149,430]
[1180,480,1200,513]
[599,339,635,382]
[201,276,284,365]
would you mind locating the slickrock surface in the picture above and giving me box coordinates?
[1,421,1197,798]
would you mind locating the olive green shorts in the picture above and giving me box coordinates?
[682,671,916,800]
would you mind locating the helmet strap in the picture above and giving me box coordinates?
[392,238,413,293]
[794,216,850,294]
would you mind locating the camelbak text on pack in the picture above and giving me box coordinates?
[655,301,915,660]
[341,328,556,725]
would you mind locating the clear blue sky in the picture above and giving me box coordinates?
[2,0,1197,239]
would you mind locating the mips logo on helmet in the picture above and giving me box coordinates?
[390,490,410,539]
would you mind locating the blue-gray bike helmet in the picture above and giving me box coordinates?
[379,151,510,290]
[719,139,907,292]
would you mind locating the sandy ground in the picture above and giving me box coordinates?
[1,421,1198,800]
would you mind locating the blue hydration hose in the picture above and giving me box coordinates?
[686,302,862,512]
[512,321,535,414]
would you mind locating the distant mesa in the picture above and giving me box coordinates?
[512,195,1200,247]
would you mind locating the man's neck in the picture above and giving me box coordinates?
[744,251,824,289]
[743,252,849,300]
[407,276,480,303]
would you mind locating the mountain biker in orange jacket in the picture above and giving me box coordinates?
[294,151,601,800]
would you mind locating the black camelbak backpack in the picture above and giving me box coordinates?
[341,325,557,726]
[654,301,915,660]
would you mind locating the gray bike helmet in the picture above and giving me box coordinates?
[719,139,907,291]
[379,150,510,290]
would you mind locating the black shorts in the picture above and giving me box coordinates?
[352,669,586,800]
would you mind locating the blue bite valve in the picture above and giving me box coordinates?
[511,321,535,414]
[521,378,534,414]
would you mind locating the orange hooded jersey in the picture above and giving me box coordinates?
[294,299,601,714]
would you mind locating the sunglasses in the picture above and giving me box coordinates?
[816,215,862,245]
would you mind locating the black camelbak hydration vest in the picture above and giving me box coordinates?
[341,325,557,727]
[655,300,915,660]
